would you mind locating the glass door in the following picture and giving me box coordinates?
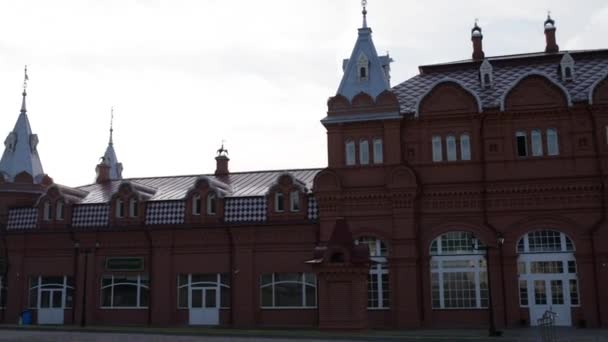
[188,287,219,325]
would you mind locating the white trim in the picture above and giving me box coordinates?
[499,71,573,111]
[100,274,149,309]
[414,78,483,116]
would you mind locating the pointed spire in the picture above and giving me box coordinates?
[21,65,29,114]
[361,0,368,28]
[109,107,114,145]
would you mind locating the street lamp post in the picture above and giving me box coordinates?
[473,234,504,337]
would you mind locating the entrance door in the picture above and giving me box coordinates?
[529,278,571,326]
[38,288,64,325]
[188,287,219,325]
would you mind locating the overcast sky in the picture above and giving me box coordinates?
[0,0,607,187]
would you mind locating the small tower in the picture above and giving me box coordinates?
[544,13,559,53]
[471,20,485,60]
[95,108,123,183]
[215,142,229,176]
[0,66,46,184]
[336,0,392,101]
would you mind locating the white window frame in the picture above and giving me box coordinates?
[206,192,217,215]
[129,198,138,218]
[177,273,230,309]
[289,191,300,212]
[531,129,543,156]
[100,274,149,309]
[29,275,74,309]
[274,192,284,213]
[446,135,457,161]
[355,237,390,309]
[373,138,383,164]
[115,198,124,218]
[432,136,443,162]
[260,273,317,309]
[345,140,356,166]
[359,139,370,165]
[430,232,488,309]
[460,134,471,161]
[56,201,64,221]
[546,128,559,156]
[192,194,201,215]
[516,131,528,157]
[43,201,52,221]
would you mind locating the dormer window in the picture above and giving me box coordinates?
[357,53,369,82]
[479,59,493,89]
[43,201,51,221]
[56,201,64,221]
[560,53,575,81]
[129,198,138,218]
[192,194,201,215]
[289,191,300,212]
[206,193,217,215]
[116,198,124,218]
[275,192,285,213]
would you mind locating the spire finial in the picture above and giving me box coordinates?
[361,0,368,28]
[109,107,114,145]
[545,10,555,28]
[20,65,29,114]
[216,139,228,157]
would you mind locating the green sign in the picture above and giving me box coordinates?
[105,257,144,271]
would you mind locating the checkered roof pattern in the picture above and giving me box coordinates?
[146,201,185,225]
[225,197,267,222]
[307,195,318,220]
[72,204,109,227]
[7,208,37,230]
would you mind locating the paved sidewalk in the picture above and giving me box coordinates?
[0,325,607,342]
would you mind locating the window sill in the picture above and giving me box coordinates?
[177,307,230,310]
[100,307,148,310]
[431,307,489,311]
[367,307,390,311]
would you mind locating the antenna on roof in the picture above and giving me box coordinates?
[361,0,368,28]
[21,65,29,114]
[109,106,114,145]
[217,139,228,157]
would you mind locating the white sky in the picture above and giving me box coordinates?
[0,0,607,187]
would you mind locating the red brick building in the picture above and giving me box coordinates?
[1,9,608,330]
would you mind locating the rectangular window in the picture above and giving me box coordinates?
[359,140,369,165]
[567,260,577,274]
[530,261,564,274]
[460,134,471,161]
[446,136,457,161]
[101,275,149,308]
[373,138,383,164]
[274,192,284,212]
[516,131,528,157]
[546,128,559,156]
[569,279,579,306]
[551,280,564,305]
[116,199,124,218]
[531,129,543,156]
[432,136,443,162]
[56,202,64,220]
[534,280,547,305]
[43,201,51,221]
[289,191,300,212]
[192,195,201,215]
[0,276,6,308]
[260,273,316,308]
[519,280,529,306]
[129,199,138,218]
[206,193,217,215]
[345,140,356,166]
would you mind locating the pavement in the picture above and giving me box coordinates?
[0,326,607,342]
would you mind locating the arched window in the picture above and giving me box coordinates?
[192,194,201,215]
[129,198,138,218]
[101,275,149,308]
[531,129,543,156]
[430,231,488,309]
[446,135,457,161]
[260,273,316,308]
[432,135,443,162]
[546,128,559,156]
[516,230,579,316]
[460,134,471,161]
[289,190,300,212]
[274,192,285,212]
[56,201,64,221]
[359,139,369,165]
[360,67,367,79]
[115,198,124,218]
[177,273,231,309]
[355,237,389,309]
[516,131,528,157]
[345,140,356,166]
[484,73,491,86]
[43,201,52,221]
[373,138,383,164]
[206,192,217,215]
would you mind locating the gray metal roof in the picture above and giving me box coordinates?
[75,168,322,204]
[392,50,608,114]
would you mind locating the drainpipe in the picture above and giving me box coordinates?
[144,229,153,326]
[413,181,425,326]
[68,229,79,325]
[226,226,235,326]
[0,223,7,323]
[586,105,606,326]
